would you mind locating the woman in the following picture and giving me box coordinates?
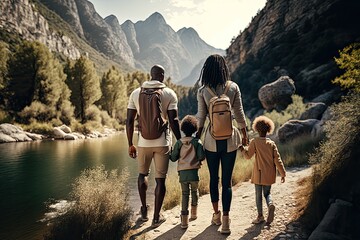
[196,54,248,234]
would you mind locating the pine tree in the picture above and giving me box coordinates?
[68,55,101,123]
[100,66,127,120]
[6,41,72,122]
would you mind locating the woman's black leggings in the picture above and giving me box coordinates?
[205,139,237,212]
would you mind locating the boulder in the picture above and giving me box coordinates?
[321,108,333,122]
[311,89,342,105]
[0,132,16,143]
[25,132,43,140]
[309,199,356,240]
[11,132,33,142]
[64,134,78,140]
[0,123,23,135]
[278,119,319,143]
[53,127,66,139]
[59,125,72,133]
[258,76,296,111]
[300,102,327,120]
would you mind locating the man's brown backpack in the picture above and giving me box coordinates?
[206,81,233,140]
[138,87,168,140]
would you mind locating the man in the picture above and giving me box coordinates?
[126,65,181,228]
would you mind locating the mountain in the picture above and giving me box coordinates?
[122,12,224,82]
[0,0,223,82]
[225,0,360,114]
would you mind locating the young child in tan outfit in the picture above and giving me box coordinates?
[239,116,286,225]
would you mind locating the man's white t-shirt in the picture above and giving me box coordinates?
[127,80,178,147]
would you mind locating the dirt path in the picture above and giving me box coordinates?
[129,166,312,240]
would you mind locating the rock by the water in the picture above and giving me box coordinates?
[258,76,296,111]
[0,132,16,143]
[59,125,72,134]
[53,127,66,139]
[0,123,44,143]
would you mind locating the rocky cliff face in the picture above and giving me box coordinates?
[0,0,80,59]
[226,0,360,112]
[73,0,134,67]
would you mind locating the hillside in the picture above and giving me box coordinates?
[225,0,360,115]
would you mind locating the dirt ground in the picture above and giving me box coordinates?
[128,166,312,240]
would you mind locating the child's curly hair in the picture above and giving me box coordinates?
[252,115,275,135]
[181,115,198,137]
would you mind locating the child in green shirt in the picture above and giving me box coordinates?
[170,115,205,229]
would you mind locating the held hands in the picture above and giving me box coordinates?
[128,145,137,158]
[242,136,248,146]
[281,177,285,183]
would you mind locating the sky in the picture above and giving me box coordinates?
[89,0,267,50]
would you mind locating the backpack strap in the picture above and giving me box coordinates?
[206,86,217,97]
[206,81,231,97]
[224,81,231,95]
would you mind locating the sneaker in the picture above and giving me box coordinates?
[211,211,222,226]
[140,205,149,222]
[220,215,231,234]
[267,204,275,224]
[151,214,166,228]
[252,215,265,224]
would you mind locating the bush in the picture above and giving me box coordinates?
[85,105,102,123]
[44,165,132,240]
[300,93,360,230]
[18,101,55,123]
[20,120,54,135]
[264,94,307,130]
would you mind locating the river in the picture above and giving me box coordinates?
[0,134,175,240]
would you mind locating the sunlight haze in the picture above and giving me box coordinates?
[90,0,267,49]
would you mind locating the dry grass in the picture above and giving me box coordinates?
[44,165,132,240]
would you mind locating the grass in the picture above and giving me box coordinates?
[44,166,132,240]
[277,134,324,167]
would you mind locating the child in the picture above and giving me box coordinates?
[239,116,286,225]
[170,115,205,229]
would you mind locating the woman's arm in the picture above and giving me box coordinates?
[196,88,207,139]
[232,83,248,145]
[239,139,255,159]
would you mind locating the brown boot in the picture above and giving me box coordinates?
[181,214,189,229]
[190,205,197,220]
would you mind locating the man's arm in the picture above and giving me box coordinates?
[167,109,181,140]
[126,108,137,158]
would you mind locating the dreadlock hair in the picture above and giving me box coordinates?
[252,116,275,135]
[181,115,198,137]
[199,54,230,89]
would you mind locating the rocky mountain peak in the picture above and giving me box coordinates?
[177,27,199,39]
[104,14,119,25]
[146,12,166,25]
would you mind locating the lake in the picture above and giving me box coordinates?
[0,134,175,240]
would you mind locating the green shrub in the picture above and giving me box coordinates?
[264,94,307,130]
[20,120,53,135]
[85,105,102,123]
[44,165,132,240]
[18,101,55,123]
